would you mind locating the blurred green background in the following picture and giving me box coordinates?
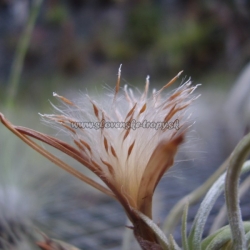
[1,0,250,107]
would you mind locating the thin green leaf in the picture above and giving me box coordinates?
[188,172,226,249]
[201,226,226,249]
[181,202,189,250]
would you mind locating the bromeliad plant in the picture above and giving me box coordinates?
[1,67,250,250]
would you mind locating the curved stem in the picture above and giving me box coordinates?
[225,132,250,250]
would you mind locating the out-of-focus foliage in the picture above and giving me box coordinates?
[0,0,250,87]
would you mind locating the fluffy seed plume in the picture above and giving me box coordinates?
[0,68,199,247]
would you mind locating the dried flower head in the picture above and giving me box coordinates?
[0,66,199,247]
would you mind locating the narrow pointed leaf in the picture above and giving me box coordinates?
[182,202,189,250]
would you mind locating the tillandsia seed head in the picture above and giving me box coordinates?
[0,66,200,247]
[39,66,199,217]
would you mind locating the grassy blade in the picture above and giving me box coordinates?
[182,202,189,250]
